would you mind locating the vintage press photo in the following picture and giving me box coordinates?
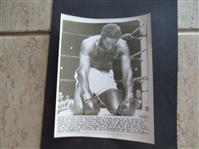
[54,13,154,144]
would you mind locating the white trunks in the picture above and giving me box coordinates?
[74,68,118,96]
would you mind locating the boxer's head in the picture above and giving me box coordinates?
[101,24,122,39]
[101,24,122,50]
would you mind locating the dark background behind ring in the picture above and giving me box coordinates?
[41,0,177,148]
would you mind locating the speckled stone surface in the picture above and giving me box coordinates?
[1,0,198,32]
[178,0,199,29]
[0,37,2,148]
[178,34,199,148]
[0,1,2,32]
[1,1,53,32]
[1,36,49,148]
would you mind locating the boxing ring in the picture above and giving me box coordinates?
[58,21,150,114]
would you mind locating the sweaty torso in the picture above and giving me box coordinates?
[89,37,121,70]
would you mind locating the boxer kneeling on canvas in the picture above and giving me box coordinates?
[67,24,139,116]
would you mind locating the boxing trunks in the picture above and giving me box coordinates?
[74,67,117,96]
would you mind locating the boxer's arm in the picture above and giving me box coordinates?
[78,41,93,100]
[117,42,136,116]
[120,42,134,99]
[78,41,100,115]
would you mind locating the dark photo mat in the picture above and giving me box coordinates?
[41,0,177,148]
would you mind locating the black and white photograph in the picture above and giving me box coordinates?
[54,14,154,144]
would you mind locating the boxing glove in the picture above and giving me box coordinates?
[121,33,134,41]
[83,98,100,115]
[118,98,136,116]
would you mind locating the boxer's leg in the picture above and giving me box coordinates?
[99,89,138,116]
[98,89,123,115]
